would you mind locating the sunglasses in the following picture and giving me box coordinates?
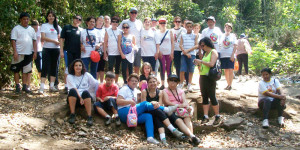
[159,22,166,24]
[122,26,129,29]
[111,20,119,23]
[169,79,178,82]
[174,21,181,23]
[130,12,137,14]
[74,17,82,21]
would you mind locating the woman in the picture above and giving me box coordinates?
[219,23,237,90]
[155,18,174,90]
[236,33,252,81]
[258,68,286,128]
[141,75,184,145]
[118,23,136,84]
[66,59,99,126]
[194,37,221,125]
[141,17,158,73]
[163,74,201,146]
[95,16,104,30]
[116,73,178,144]
[39,10,62,94]
[31,20,43,78]
[80,16,102,79]
[103,16,122,84]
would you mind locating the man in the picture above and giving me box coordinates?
[119,7,143,75]
[11,12,37,93]
[151,18,158,31]
[201,16,223,57]
[60,15,82,93]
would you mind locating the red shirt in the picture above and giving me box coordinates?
[96,83,119,100]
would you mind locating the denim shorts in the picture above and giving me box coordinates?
[180,55,196,73]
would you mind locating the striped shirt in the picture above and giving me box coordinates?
[181,33,196,55]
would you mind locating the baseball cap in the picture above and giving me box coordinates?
[151,18,157,21]
[206,16,216,22]
[90,51,100,62]
[130,7,138,13]
[158,18,167,23]
[240,33,246,38]
[168,74,180,82]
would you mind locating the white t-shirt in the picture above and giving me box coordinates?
[141,29,157,57]
[117,85,138,110]
[155,30,172,55]
[180,33,197,55]
[106,28,122,56]
[40,23,61,48]
[118,19,143,48]
[258,78,281,101]
[171,27,187,51]
[11,25,36,55]
[67,72,99,96]
[201,27,223,52]
[220,33,237,58]
[80,28,102,58]
[36,26,42,52]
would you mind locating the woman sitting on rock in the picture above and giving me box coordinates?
[258,68,286,128]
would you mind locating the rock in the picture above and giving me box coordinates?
[56,118,64,125]
[42,102,68,114]
[78,131,86,137]
[222,117,244,131]
[226,94,241,100]
[81,126,89,132]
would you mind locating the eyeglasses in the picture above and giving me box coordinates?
[159,22,166,24]
[130,12,137,14]
[74,17,82,21]
[122,26,129,29]
[111,20,119,23]
[174,21,181,23]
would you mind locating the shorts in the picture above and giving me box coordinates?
[180,55,196,73]
[94,98,117,111]
[133,48,142,67]
[142,56,156,71]
[97,54,106,72]
[220,57,234,69]
[66,88,92,107]
[10,53,33,73]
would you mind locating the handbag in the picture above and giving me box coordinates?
[175,106,193,118]
[234,61,239,71]
[208,59,222,81]
[127,106,138,127]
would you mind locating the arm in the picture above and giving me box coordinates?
[118,35,125,59]
[170,31,174,60]
[231,44,237,62]
[185,34,199,53]
[11,40,18,61]
[41,32,60,45]
[103,31,108,60]
[162,90,176,106]
[179,36,185,55]
[60,38,65,58]
[116,95,136,106]
[32,40,37,60]
[180,92,189,108]
[141,90,147,102]
[200,50,218,67]
[132,35,136,49]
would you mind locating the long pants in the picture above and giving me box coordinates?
[121,59,133,84]
[258,98,285,119]
[237,54,248,75]
[41,48,60,78]
[200,75,218,105]
[81,57,98,79]
[118,101,164,138]
[148,109,168,129]
[159,55,172,81]
[108,55,122,75]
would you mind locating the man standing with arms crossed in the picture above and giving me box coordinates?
[119,7,143,75]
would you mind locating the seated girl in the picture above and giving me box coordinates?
[258,68,286,128]
[163,74,201,146]
[139,62,153,91]
[66,59,99,126]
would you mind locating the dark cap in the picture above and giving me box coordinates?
[19,12,30,19]
[206,16,215,22]
[130,7,138,13]
[168,74,180,82]
[240,33,246,38]
[151,18,157,21]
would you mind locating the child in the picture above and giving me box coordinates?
[139,62,153,91]
[94,71,120,126]
[178,21,198,92]
[11,12,37,93]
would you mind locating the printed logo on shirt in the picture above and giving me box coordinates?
[50,28,55,33]
[223,37,231,49]
[143,35,154,41]
[210,33,218,44]
[85,35,96,46]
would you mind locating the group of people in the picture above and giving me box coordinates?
[10,7,286,146]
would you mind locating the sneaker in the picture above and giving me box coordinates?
[64,87,68,94]
[177,83,183,89]
[191,136,201,146]
[105,117,112,126]
[147,137,159,144]
[49,86,59,92]
[68,114,76,124]
[213,116,222,126]
[262,119,269,129]
[201,116,209,124]
[87,116,93,126]
[38,87,44,94]
[172,129,184,138]
[22,85,32,94]
[161,138,169,146]
[164,104,178,116]
[187,84,193,92]
[159,85,165,90]
[278,116,284,127]
[115,116,121,126]
[15,84,21,93]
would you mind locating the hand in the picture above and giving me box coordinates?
[95,45,100,50]
[151,101,160,109]
[55,41,60,45]
[13,52,18,61]
[80,98,84,105]
[121,53,126,59]
[158,52,163,59]
[130,100,136,106]
[33,52,37,60]
[60,51,64,58]
[193,59,202,66]
[103,53,108,61]
[170,53,174,60]
[154,52,159,60]
[81,46,86,53]
[186,54,191,59]
[230,56,234,62]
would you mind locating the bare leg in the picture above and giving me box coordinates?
[112,107,118,115]
[183,117,193,134]
[50,76,56,83]
[14,72,20,85]
[224,69,230,86]
[180,71,185,84]
[175,118,193,136]
[188,72,193,84]
[203,104,210,116]
[134,66,139,75]
[115,74,119,83]
[96,107,108,118]
[228,69,234,87]
[22,73,28,85]
[212,105,220,115]
[100,71,105,83]
[84,98,92,116]
[41,77,46,84]
[158,127,165,135]
[162,118,171,126]
[68,96,77,114]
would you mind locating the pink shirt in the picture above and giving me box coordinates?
[164,88,184,105]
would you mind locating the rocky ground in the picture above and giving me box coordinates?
[0,75,299,149]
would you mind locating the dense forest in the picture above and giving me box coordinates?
[0,0,299,88]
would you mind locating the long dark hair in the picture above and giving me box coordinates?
[199,37,215,49]
[45,10,59,35]
[68,59,86,75]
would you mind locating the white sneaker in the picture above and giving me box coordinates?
[38,87,44,94]
[177,83,183,89]
[147,137,159,144]
[278,116,284,126]
[187,84,193,92]
[164,104,179,116]
[49,86,59,92]
[262,119,269,129]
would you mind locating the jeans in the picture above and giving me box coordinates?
[81,57,98,79]
[258,98,285,119]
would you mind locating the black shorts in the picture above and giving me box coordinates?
[10,53,33,73]
[66,88,92,107]
[97,54,106,72]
